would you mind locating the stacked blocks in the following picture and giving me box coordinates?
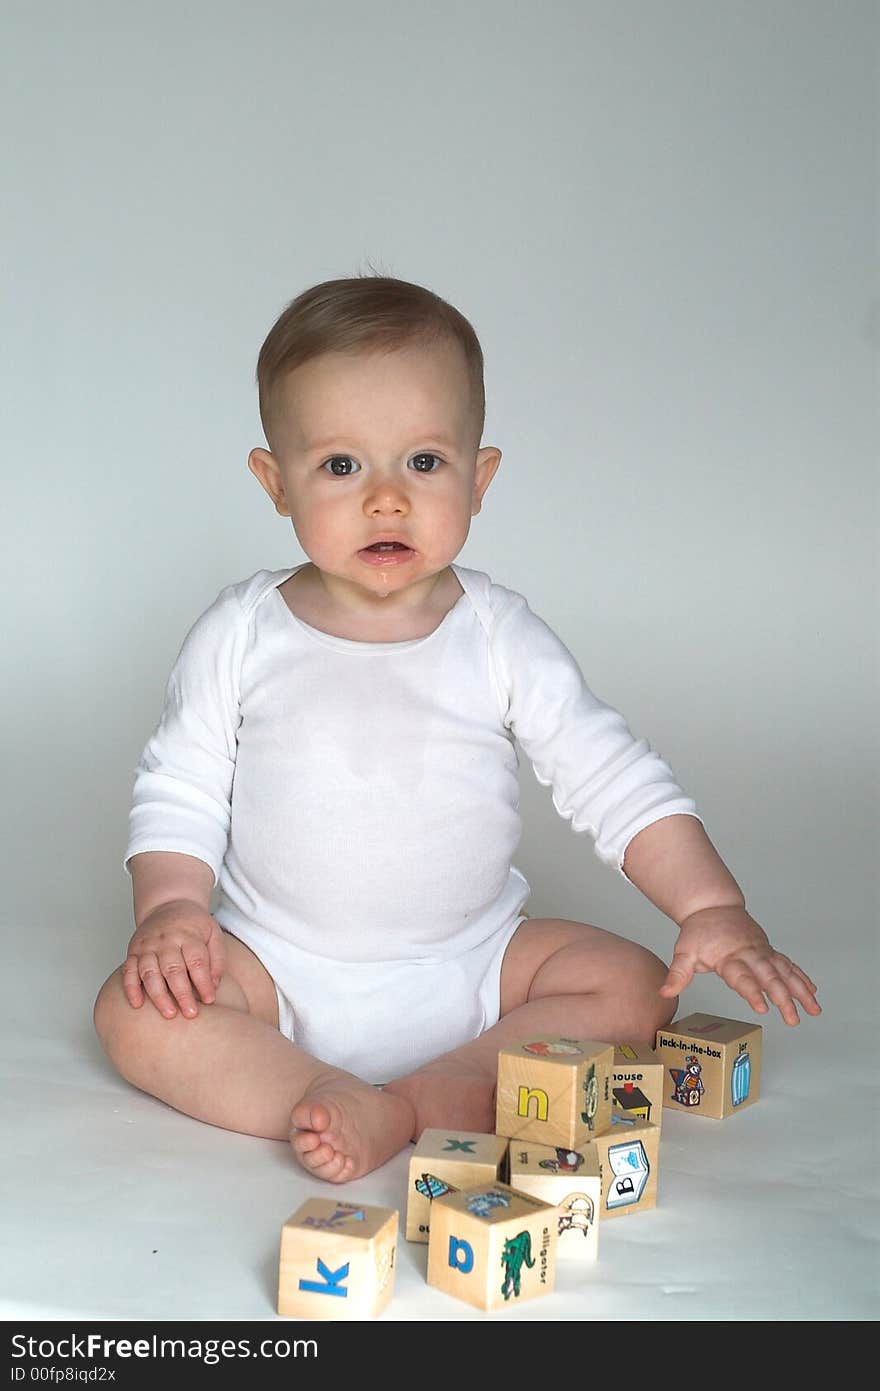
[495,1036,614,1146]
[426,1181,557,1310]
[277,1199,398,1320]
[612,1042,665,1130]
[655,1013,762,1119]
[406,1128,508,1242]
[274,1015,764,1317]
[507,1142,601,1261]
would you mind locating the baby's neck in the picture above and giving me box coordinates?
[278,564,463,643]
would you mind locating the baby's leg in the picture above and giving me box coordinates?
[384,918,676,1138]
[93,932,414,1182]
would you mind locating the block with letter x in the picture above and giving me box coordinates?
[406,1128,509,1243]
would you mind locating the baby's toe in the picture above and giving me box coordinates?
[311,1151,354,1183]
[299,1139,338,1170]
[291,1098,333,1134]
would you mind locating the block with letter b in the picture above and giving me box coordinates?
[655,1013,762,1119]
[589,1115,660,1220]
[277,1199,398,1320]
[426,1181,557,1311]
[495,1036,614,1147]
[406,1128,508,1242]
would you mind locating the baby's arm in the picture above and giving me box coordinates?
[122,851,225,1019]
[622,815,821,1025]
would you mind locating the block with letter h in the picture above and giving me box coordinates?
[426,1182,557,1311]
[277,1199,398,1320]
[612,1041,665,1131]
[495,1036,614,1147]
[406,1128,508,1242]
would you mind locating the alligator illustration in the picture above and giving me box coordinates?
[500,1230,535,1300]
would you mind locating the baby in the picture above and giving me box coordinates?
[93,274,821,1183]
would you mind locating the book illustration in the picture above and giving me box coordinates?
[606,1139,650,1209]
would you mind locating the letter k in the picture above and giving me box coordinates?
[299,1259,350,1297]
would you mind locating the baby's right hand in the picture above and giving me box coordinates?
[121,901,226,1019]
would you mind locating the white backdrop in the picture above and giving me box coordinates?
[2,0,877,1325]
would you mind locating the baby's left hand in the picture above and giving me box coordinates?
[659,905,822,1026]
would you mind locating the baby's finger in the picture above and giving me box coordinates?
[660,953,695,997]
[206,930,226,989]
[775,959,823,1017]
[789,962,819,993]
[157,954,201,1019]
[778,962,823,1007]
[121,956,144,1008]
[181,942,218,1006]
[718,957,770,1015]
[139,956,182,1019]
[758,971,803,1026]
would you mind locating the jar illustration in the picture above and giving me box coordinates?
[731,1050,751,1106]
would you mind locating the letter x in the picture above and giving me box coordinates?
[442,1139,477,1152]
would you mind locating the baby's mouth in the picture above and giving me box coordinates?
[358,541,415,566]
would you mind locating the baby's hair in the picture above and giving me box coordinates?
[256,271,486,453]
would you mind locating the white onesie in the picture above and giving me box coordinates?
[123,563,702,1082]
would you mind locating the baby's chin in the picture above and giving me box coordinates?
[317,555,457,600]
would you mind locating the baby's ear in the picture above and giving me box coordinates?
[472,446,502,514]
[248,448,290,517]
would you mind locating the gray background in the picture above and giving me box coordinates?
[2,0,877,1323]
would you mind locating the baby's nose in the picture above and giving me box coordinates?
[364,478,411,514]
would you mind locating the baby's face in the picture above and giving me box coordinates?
[248,340,501,607]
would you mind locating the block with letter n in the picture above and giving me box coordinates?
[277,1199,398,1319]
[495,1036,614,1147]
[426,1181,557,1311]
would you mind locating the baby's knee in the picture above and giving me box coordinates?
[627,944,677,1036]
[93,968,150,1078]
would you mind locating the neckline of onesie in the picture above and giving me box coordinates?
[270,562,469,654]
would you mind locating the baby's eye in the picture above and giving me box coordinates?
[322,456,361,476]
[409,454,442,473]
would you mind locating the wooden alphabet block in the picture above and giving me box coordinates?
[507,1141,601,1262]
[655,1013,762,1119]
[277,1199,398,1320]
[589,1115,661,1220]
[406,1128,509,1243]
[495,1036,614,1148]
[612,1041,665,1131]
[426,1181,557,1311]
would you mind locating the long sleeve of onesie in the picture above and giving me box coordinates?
[488,589,703,876]
[123,583,246,885]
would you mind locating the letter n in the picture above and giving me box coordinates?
[517,1085,549,1121]
[448,1237,474,1273]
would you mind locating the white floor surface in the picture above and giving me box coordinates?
[3,931,877,1329]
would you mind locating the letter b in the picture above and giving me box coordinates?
[448,1236,474,1272]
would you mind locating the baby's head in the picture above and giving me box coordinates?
[248,275,501,603]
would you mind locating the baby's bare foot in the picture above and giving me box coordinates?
[384,1058,496,1138]
[290,1072,416,1183]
